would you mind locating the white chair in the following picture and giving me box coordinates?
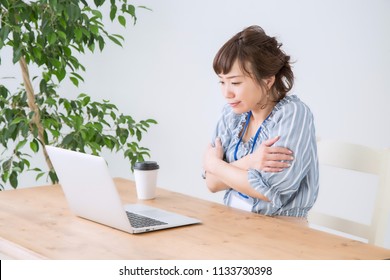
[308,140,390,247]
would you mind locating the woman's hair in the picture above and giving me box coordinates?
[213,25,294,101]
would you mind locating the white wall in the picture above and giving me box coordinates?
[1,0,390,247]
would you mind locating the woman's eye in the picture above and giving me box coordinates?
[231,82,241,85]
[219,81,225,85]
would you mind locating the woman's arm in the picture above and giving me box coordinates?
[203,137,292,200]
[203,140,229,192]
[204,172,229,193]
[206,154,270,201]
[231,136,293,172]
[246,101,318,209]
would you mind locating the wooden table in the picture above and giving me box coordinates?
[0,178,389,260]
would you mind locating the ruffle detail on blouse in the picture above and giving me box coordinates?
[221,104,251,144]
[272,94,299,113]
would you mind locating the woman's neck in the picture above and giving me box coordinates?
[242,104,275,142]
[250,103,274,127]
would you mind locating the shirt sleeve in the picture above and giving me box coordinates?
[247,100,317,208]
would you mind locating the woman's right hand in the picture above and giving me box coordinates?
[234,136,293,172]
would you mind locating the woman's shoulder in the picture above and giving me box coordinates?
[269,94,314,126]
[273,94,313,116]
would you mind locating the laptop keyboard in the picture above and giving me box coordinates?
[126,211,168,228]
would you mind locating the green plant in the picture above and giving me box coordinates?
[0,0,156,189]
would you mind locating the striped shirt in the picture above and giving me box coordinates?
[212,95,319,218]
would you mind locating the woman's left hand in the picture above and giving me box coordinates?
[203,137,224,173]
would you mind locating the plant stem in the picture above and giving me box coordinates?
[19,56,55,177]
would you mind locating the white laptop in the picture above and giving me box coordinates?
[45,146,200,234]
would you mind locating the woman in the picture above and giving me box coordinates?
[203,25,319,222]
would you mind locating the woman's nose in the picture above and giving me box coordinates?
[222,86,235,99]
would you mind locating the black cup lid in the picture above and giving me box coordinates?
[134,161,159,170]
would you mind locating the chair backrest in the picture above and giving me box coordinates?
[308,140,390,247]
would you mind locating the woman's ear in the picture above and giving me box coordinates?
[264,75,275,90]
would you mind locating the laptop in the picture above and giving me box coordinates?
[45,146,201,234]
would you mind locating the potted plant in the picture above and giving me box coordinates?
[0,0,156,189]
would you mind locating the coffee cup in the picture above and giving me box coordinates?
[133,161,159,200]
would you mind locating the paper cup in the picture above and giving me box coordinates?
[134,161,159,200]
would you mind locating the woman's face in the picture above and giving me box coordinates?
[218,60,267,114]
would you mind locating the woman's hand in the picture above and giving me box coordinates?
[203,137,230,193]
[203,137,224,174]
[233,136,293,172]
[249,136,293,172]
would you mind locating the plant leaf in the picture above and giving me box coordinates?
[118,15,126,27]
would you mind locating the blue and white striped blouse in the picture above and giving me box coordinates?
[212,95,319,218]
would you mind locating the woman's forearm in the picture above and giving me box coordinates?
[204,158,249,193]
[203,137,288,200]
[207,158,269,201]
[205,172,229,193]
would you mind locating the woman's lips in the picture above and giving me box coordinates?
[229,101,241,108]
